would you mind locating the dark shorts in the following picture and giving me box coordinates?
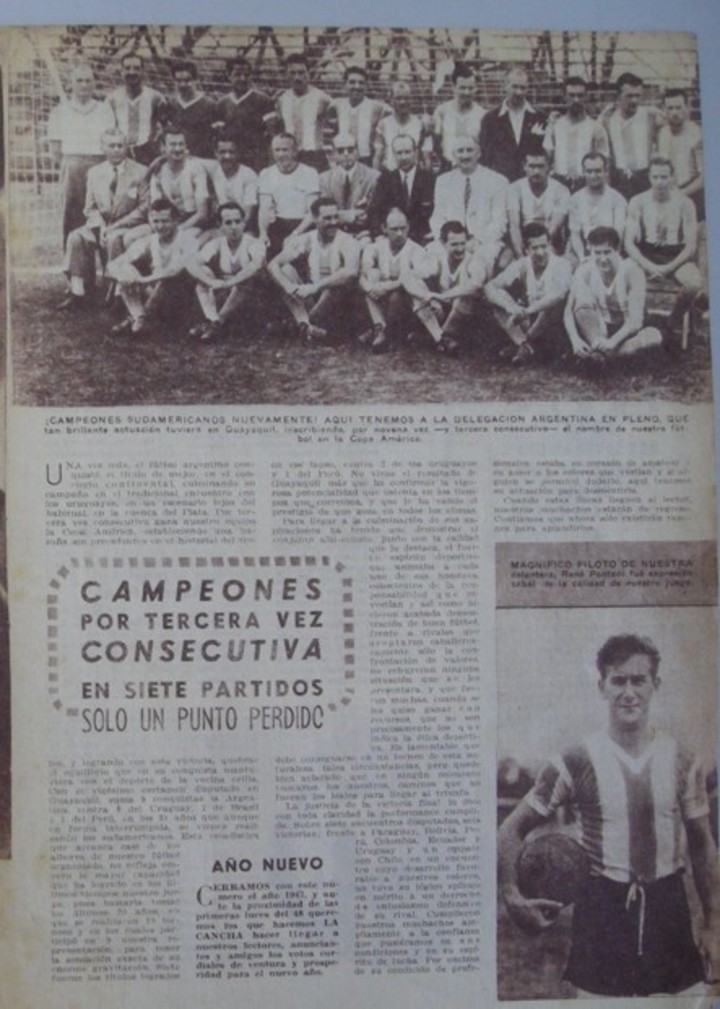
[565,871,705,996]
[638,240,684,266]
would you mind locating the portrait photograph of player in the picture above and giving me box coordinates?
[6,24,712,406]
[496,607,720,1000]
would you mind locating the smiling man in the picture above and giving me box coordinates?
[267,196,360,342]
[498,633,720,997]
[108,53,168,165]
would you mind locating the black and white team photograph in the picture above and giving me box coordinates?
[6,25,711,406]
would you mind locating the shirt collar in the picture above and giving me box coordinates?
[175,92,204,108]
[499,98,535,116]
[69,97,97,114]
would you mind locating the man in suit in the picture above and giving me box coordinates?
[430,135,508,271]
[368,134,435,245]
[479,65,546,181]
[60,128,148,309]
[319,134,379,238]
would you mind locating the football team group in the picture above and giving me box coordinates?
[49,51,705,366]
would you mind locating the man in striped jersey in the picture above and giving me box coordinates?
[186,202,265,341]
[498,633,720,996]
[267,196,360,342]
[358,207,429,352]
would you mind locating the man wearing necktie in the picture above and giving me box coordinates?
[368,134,435,244]
[60,128,148,309]
[431,135,508,272]
[319,134,379,237]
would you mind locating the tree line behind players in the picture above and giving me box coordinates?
[50,54,705,360]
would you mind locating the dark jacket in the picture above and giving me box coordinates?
[479,103,547,182]
[368,166,435,243]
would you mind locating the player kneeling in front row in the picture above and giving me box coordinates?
[358,207,428,353]
[484,222,572,365]
[402,220,488,356]
[107,198,196,337]
[186,202,266,341]
[564,225,662,364]
[267,196,360,343]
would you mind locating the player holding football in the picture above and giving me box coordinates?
[498,633,720,997]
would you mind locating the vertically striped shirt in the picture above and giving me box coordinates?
[525,730,708,883]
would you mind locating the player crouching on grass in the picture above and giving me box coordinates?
[563,225,662,366]
[402,220,489,357]
[185,202,266,341]
[358,207,429,353]
[484,221,572,365]
[107,198,196,337]
[498,633,720,997]
[266,196,360,343]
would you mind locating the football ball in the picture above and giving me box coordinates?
[516,832,590,905]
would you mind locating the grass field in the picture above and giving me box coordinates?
[11,271,713,407]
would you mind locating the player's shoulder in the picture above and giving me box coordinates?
[626,189,648,212]
[125,158,147,179]
[238,163,259,182]
[478,164,509,190]
[357,161,380,183]
[200,235,222,258]
[548,176,570,195]
[296,163,320,186]
[257,163,276,184]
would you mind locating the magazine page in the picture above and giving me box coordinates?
[1,19,719,1009]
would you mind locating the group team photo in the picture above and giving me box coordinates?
[6,25,711,406]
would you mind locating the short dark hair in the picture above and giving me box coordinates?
[582,151,609,170]
[596,634,661,681]
[149,198,178,217]
[214,130,239,149]
[162,126,189,145]
[311,196,339,217]
[285,53,310,70]
[452,63,474,84]
[565,75,587,89]
[524,149,550,163]
[522,222,549,245]
[272,132,298,149]
[384,206,408,226]
[121,53,143,67]
[171,59,198,80]
[664,88,689,103]
[218,201,245,222]
[344,65,367,81]
[440,220,468,242]
[587,225,621,250]
[649,155,675,173]
[616,72,643,90]
[226,55,251,75]
[391,133,417,152]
